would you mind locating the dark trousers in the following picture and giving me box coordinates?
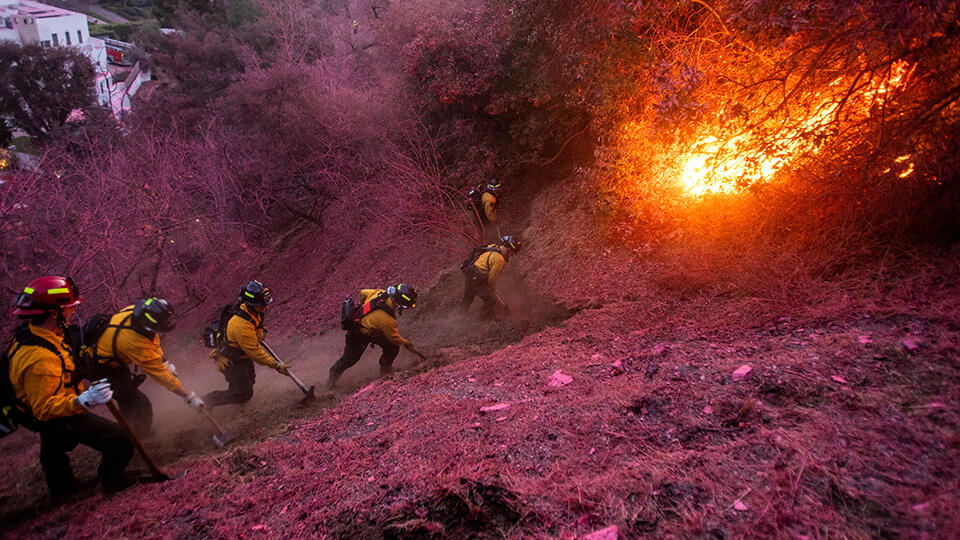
[37,412,134,496]
[461,274,498,317]
[92,365,152,433]
[204,356,256,407]
[328,330,399,383]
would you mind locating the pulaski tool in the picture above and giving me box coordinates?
[262,342,316,405]
[197,406,236,447]
[106,400,181,482]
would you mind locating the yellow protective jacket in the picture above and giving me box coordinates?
[472,246,507,291]
[222,304,275,370]
[96,307,183,393]
[8,324,84,422]
[481,192,497,222]
[357,289,412,347]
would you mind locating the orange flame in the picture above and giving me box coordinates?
[676,61,914,196]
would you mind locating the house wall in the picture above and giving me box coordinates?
[34,12,87,48]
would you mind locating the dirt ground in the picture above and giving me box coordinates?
[3,272,957,538]
[0,258,575,531]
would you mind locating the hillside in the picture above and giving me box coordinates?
[2,171,958,538]
[2,1,959,537]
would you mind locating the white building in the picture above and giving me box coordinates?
[0,0,146,115]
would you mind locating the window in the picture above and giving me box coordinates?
[77,30,82,43]
[65,31,70,45]
[41,40,50,47]
[51,33,58,46]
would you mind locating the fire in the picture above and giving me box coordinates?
[898,164,915,178]
[675,61,914,196]
[882,155,915,178]
[679,134,802,196]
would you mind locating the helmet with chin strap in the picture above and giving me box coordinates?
[386,283,418,311]
[499,235,521,253]
[238,280,272,306]
[132,297,176,333]
[11,276,81,317]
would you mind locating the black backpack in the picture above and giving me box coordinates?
[64,312,112,377]
[203,304,258,349]
[1,324,75,436]
[340,293,395,331]
[203,304,237,349]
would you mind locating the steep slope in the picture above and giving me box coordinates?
[2,173,959,538]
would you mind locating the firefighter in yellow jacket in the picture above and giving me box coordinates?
[204,281,289,407]
[90,298,204,433]
[5,276,134,496]
[461,235,521,318]
[328,284,423,387]
[471,179,502,242]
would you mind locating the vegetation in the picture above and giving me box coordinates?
[88,20,156,42]
[9,136,38,155]
[99,1,153,21]
[2,0,958,327]
[0,43,96,146]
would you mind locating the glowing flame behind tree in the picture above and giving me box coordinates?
[674,61,915,196]
[590,0,960,248]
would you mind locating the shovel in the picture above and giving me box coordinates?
[262,342,316,405]
[197,406,236,448]
[106,400,180,482]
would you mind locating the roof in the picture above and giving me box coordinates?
[0,0,83,20]
[16,0,80,18]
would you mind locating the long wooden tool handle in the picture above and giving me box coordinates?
[286,369,309,394]
[261,341,280,362]
[198,406,228,435]
[106,400,167,479]
[261,342,309,394]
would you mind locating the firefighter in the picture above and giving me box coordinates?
[6,276,134,496]
[89,297,204,433]
[472,179,502,242]
[203,281,289,407]
[328,284,423,388]
[460,235,521,318]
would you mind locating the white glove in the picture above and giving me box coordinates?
[164,361,178,377]
[77,379,113,409]
[183,391,204,410]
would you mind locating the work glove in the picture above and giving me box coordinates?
[164,361,178,377]
[77,379,113,409]
[183,391,204,410]
[210,350,230,373]
[273,360,290,375]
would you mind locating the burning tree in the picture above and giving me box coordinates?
[393,0,959,250]
[592,0,960,246]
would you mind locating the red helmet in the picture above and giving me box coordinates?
[11,276,82,316]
